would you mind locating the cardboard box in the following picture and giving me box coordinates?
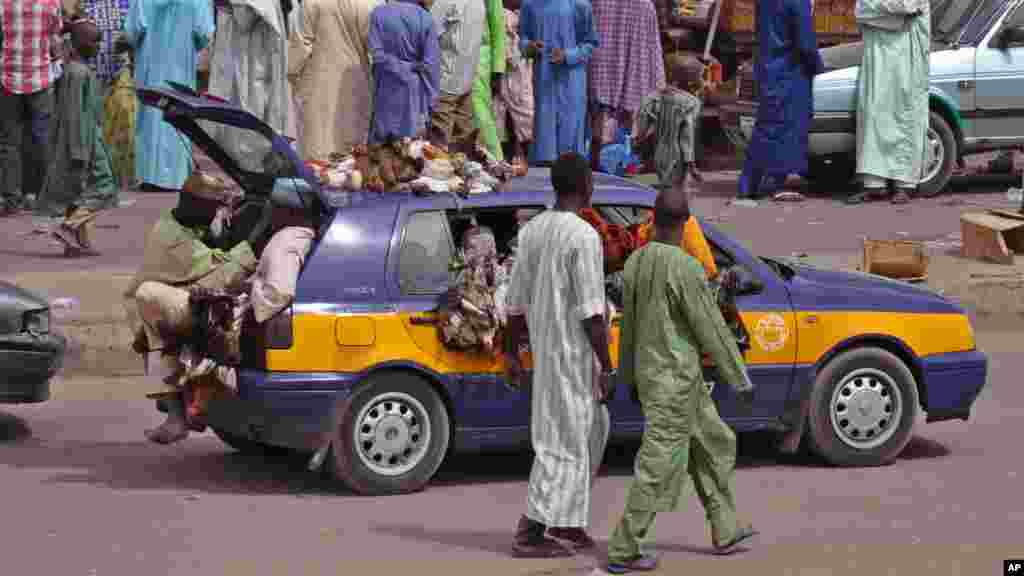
[863,239,930,281]
[960,210,1024,265]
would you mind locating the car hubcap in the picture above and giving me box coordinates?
[354,392,430,476]
[829,368,903,450]
[923,126,944,185]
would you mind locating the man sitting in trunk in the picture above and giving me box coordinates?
[126,171,269,444]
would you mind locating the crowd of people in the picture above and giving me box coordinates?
[0,0,678,251]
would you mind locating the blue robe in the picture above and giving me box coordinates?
[519,0,597,164]
[738,0,823,198]
[127,0,214,190]
[368,0,441,144]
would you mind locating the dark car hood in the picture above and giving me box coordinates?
[0,281,48,334]
[782,259,962,314]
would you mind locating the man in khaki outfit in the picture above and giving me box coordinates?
[127,172,271,444]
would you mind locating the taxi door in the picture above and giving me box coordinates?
[392,204,532,435]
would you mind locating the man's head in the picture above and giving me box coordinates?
[69,19,101,60]
[551,152,593,207]
[666,53,705,95]
[175,171,243,238]
[653,179,692,235]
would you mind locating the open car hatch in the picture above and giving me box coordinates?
[136,86,322,208]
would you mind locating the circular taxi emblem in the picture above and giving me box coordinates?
[754,314,788,352]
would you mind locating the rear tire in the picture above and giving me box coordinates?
[806,347,918,467]
[917,110,957,198]
[331,372,450,495]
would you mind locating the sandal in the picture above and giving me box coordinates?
[713,525,759,555]
[606,553,658,573]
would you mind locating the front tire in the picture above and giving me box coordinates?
[806,347,918,467]
[331,372,450,495]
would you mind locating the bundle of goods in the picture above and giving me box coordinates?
[439,226,512,356]
[305,137,516,196]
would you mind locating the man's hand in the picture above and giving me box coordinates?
[524,40,544,59]
[550,48,565,65]
[686,161,704,183]
[504,353,525,391]
[492,73,503,98]
[593,370,612,404]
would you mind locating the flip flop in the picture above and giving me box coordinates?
[606,553,659,573]
[547,527,596,550]
[713,525,759,555]
[511,537,574,558]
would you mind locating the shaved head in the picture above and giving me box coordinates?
[653,183,691,231]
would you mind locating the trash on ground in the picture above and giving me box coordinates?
[773,191,804,202]
[729,199,758,208]
[862,239,929,281]
[1008,188,1023,203]
[960,211,1024,264]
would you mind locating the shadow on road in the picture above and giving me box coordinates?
[0,411,32,442]
[0,408,950,497]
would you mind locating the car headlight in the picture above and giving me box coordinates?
[23,308,50,335]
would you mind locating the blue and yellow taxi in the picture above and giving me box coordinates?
[140,87,988,496]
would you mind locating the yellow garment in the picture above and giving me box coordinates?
[103,67,137,188]
[637,215,718,280]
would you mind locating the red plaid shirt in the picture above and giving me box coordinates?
[0,0,63,94]
[589,0,665,113]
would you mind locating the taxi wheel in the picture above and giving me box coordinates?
[332,373,451,495]
[806,347,918,467]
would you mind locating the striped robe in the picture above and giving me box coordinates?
[506,210,607,528]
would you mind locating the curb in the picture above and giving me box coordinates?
[7,250,1022,379]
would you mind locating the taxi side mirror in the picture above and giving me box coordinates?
[732,267,764,296]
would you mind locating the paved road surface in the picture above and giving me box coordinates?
[0,331,1017,575]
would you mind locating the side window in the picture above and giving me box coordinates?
[399,211,453,295]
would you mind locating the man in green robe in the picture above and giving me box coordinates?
[847,0,930,205]
[471,0,506,161]
[604,178,757,573]
[126,174,272,444]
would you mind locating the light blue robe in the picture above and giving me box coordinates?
[519,0,597,165]
[368,0,441,143]
[127,0,215,190]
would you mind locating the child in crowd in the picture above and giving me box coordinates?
[41,19,118,256]
[494,0,532,176]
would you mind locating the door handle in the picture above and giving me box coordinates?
[410,308,440,325]
[958,80,975,90]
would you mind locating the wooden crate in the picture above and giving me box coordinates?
[862,239,930,281]
[960,211,1024,265]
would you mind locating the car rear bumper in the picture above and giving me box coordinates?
[920,350,987,423]
[0,332,67,403]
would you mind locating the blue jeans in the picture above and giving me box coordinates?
[0,86,55,207]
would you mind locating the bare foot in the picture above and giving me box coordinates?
[144,417,189,444]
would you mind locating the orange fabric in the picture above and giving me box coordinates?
[635,215,718,280]
[578,208,636,273]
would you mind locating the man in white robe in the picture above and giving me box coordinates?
[208,0,289,172]
[504,152,613,557]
